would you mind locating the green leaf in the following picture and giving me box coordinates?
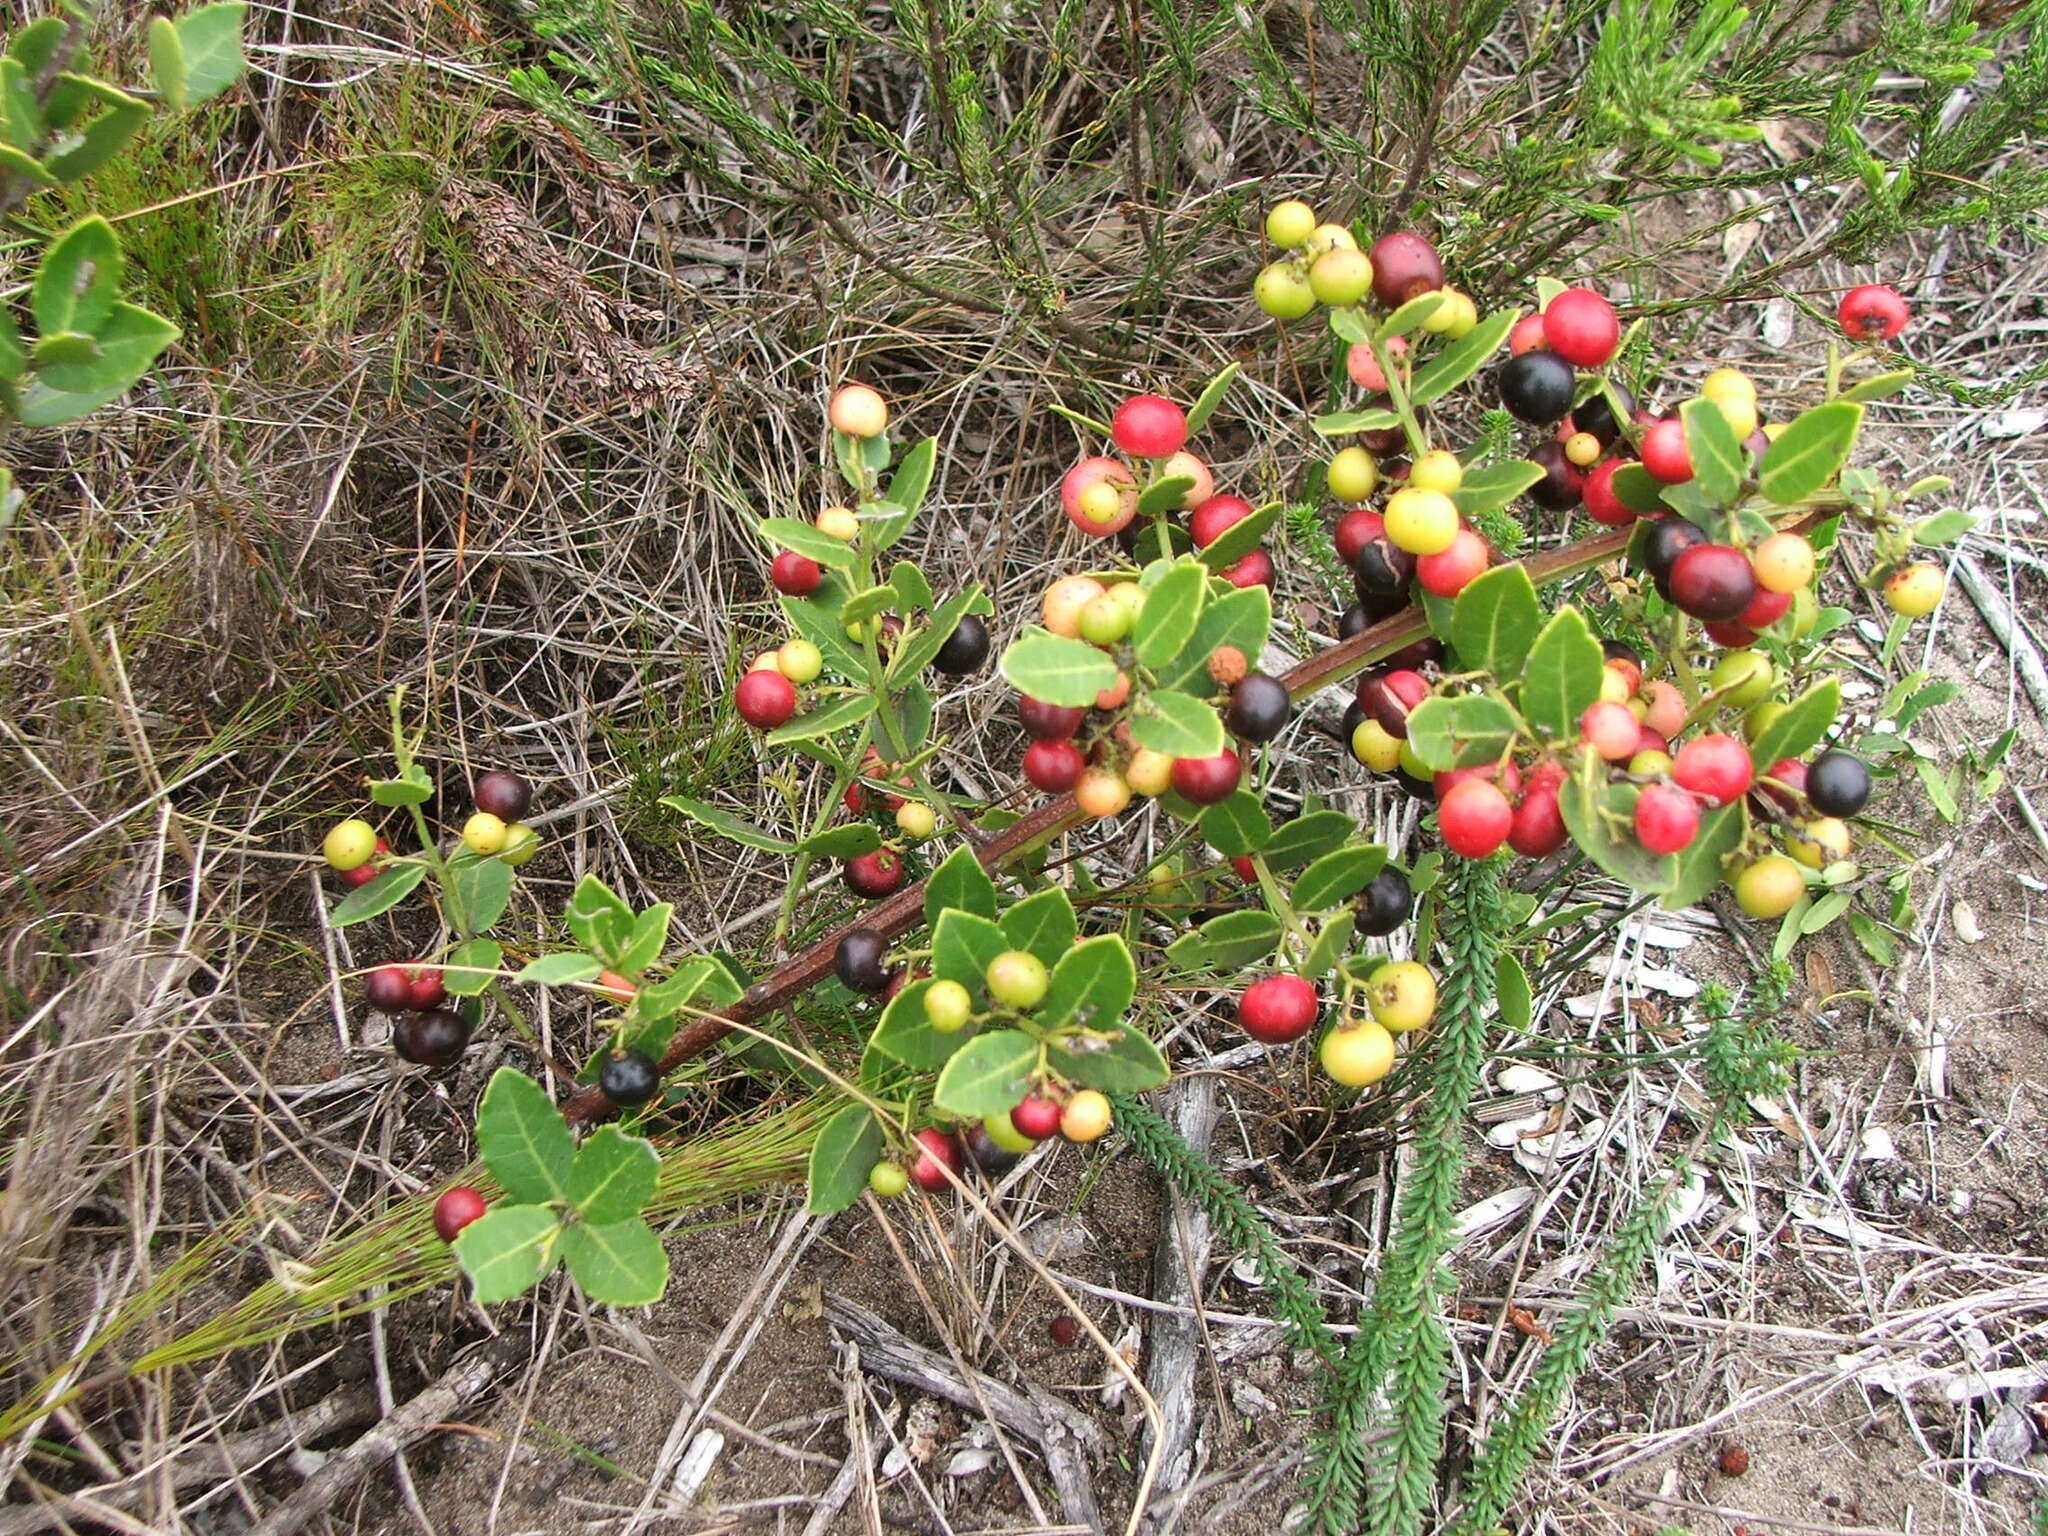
[1164,909,1281,972]
[1911,508,1976,547]
[888,586,991,682]
[757,516,856,568]
[1262,811,1355,871]
[516,952,604,986]
[1679,397,1745,507]
[1848,911,1898,968]
[566,1125,659,1224]
[1040,934,1136,1031]
[933,1029,1040,1118]
[1377,291,1446,339]
[1199,790,1271,857]
[780,589,866,679]
[1409,307,1518,406]
[926,844,998,926]
[1608,462,1669,514]
[661,795,795,853]
[452,1206,559,1305]
[0,308,23,382]
[1133,560,1210,669]
[614,904,670,977]
[1301,910,1355,981]
[1495,952,1533,1029]
[174,2,247,103]
[870,977,976,1068]
[1046,1020,1168,1093]
[368,766,433,807]
[1759,401,1862,505]
[1662,802,1743,910]
[799,822,882,859]
[1519,607,1605,740]
[477,1067,575,1205]
[1450,563,1542,678]
[1194,502,1280,574]
[1452,459,1545,520]
[41,98,148,184]
[1800,890,1850,935]
[889,559,934,615]
[147,17,187,109]
[1403,695,1519,772]
[17,301,177,426]
[1137,475,1195,519]
[1747,679,1842,768]
[565,874,633,961]
[1128,689,1225,759]
[885,437,937,519]
[1000,628,1118,708]
[0,143,53,188]
[1156,586,1271,694]
[0,58,43,146]
[932,909,1008,991]
[1558,761,1672,893]
[28,331,96,376]
[838,585,897,629]
[445,855,513,934]
[998,887,1077,969]
[441,938,502,996]
[806,1104,885,1215]
[1840,368,1913,404]
[1185,363,1240,434]
[329,862,426,925]
[765,691,874,745]
[560,1217,666,1306]
[1291,844,1387,911]
[8,18,76,78]
[1311,406,1402,437]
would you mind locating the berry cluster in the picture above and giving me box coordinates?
[1254,201,1476,335]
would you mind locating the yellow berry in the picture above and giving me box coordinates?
[323,818,378,871]
[816,506,860,541]
[1328,446,1381,503]
[1265,200,1318,249]
[1408,450,1463,496]
[1320,1020,1398,1087]
[462,812,508,856]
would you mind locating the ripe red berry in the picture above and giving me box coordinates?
[1439,777,1513,858]
[1508,783,1568,858]
[1542,288,1621,367]
[1335,508,1387,565]
[404,965,446,1012]
[1753,757,1808,815]
[1236,973,1321,1044]
[1709,619,1758,647]
[1222,548,1274,589]
[1667,544,1759,623]
[1018,695,1085,740]
[736,669,798,729]
[1111,394,1188,459]
[770,549,823,596]
[1738,585,1793,630]
[1640,418,1692,484]
[908,1128,963,1191]
[1672,734,1753,805]
[1189,494,1254,549]
[1582,460,1635,527]
[1508,311,1548,355]
[1171,749,1243,805]
[364,964,415,1013]
[1367,231,1445,308]
[1434,761,1522,802]
[337,837,391,889]
[1231,854,1258,883]
[1417,528,1490,597]
[1011,1093,1064,1141]
[1049,1312,1081,1347]
[1639,515,1709,587]
[1022,738,1087,793]
[434,1186,487,1244]
[844,850,906,898]
[1838,284,1909,342]
[1634,783,1701,854]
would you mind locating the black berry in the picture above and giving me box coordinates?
[1353,537,1417,604]
[1338,603,1371,640]
[1638,515,1709,585]
[1526,439,1583,511]
[1356,868,1413,936]
[1225,673,1293,743]
[962,1121,1019,1175]
[1667,544,1757,622]
[393,1009,471,1068]
[599,1048,661,1107]
[1573,383,1634,447]
[472,770,532,821]
[933,614,990,676]
[1497,351,1577,425]
[1805,751,1871,818]
[835,928,893,994]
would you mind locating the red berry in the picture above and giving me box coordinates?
[1060,456,1136,536]
[844,850,906,898]
[1581,700,1640,761]
[1366,231,1445,308]
[1189,494,1254,549]
[1640,418,1692,484]
[1754,757,1808,815]
[1434,761,1522,802]
[1634,724,1670,759]
[338,838,391,889]
[1667,544,1759,623]
[1508,783,1567,858]
[736,669,797,729]
[1049,1313,1081,1347]
[1171,749,1242,805]
[1705,620,1757,648]
[1634,783,1701,854]
[1738,585,1793,630]
[1336,509,1387,565]
[1111,394,1188,459]
[770,549,823,596]
[1011,1093,1064,1141]
[1838,284,1909,342]
[364,963,415,1013]
[1417,528,1490,597]
[909,1128,963,1191]
[1582,461,1635,527]
[434,1186,487,1244]
[1222,548,1274,589]
[1672,734,1753,805]
[1023,739,1087,793]
[1508,312,1548,355]
[1439,778,1512,858]
[1542,288,1620,368]
[1018,695,1085,740]
[1231,854,1258,883]
[405,965,446,1012]
[1236,973,1321,1044]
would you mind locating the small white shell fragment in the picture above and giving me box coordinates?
[1634,967,1699,998]
[1951,899,1984,944]
[1451,1186,1536,1243]
[1666,1167,1713,1228]
[1637,924,1696,950]
[1762,297,1797,346]
[671,1428,724,1505]
[1495,1063,1559,1096]
[1512,1118,1608,1174]
[946,1447,996,1478]
[1485,1110,1555,1148]
[1983,407,2047,440]
[1860,1124,1898,1162]
[1563,993,1610,1020]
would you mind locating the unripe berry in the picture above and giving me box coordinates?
[1309,248,1375,307]
[1383,486,1459,557]
[1254,262,1317,320]
[1042,575,1108,639]
[1320,1020,1398,1087]
[1060,1089,1113,1143]
[1365,961,1436,1032]
[1265,199,1317,249]
[324,819,379,872]
[1884,563,1945,617]
[461,811,509,856]
[1328,447,1381,504]
[829,384,889,438]
[816,505,861,542]
[1075,767,1132,819]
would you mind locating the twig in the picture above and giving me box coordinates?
[1141,1074,1220,1522]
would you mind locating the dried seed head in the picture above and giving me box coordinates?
[1207,646,1249,687]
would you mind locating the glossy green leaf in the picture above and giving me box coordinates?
[1759,401,1862,505]
[885,437,936,518]
[1840,368,1914,404]
[1519,607,1605,740]
[614,903,670,977]
[1312,406,1402,437]
[1199,790,1271,857]
[925,843,997,926]
[1661,802,1743,911]
[1133,560,1209,669]
[560,1217,666,1306]
[1184,362,1240,435]
[798,822,883,859]
[476,1067,575,1204]
[147,17,187,109]
[329,861,426,925]
[17,301,177,426]
[1403,694,1519,772]
[444,855,513,934]
[806,1104,885,1215]
[0,57,41,146]
[1163,910,1280,973]
[1137,474,1195,519]
[1040,934,1136,1032]
[887,586,989,682]
[368,765,433,807]
[766,691,874,745]
[565,874,634,960]
[1608,462,1669,514]
[1559,761,1672,893]
[933,1029,1040,1118]
[1128,688,1225,759]
[661,796,795,853]
[1452,459,1545,520]
[567,1125,659,1224]
[1747,678,1842,769]
[1450,563,1542,678]
[1194,503,1279,574]
[1377,291,1446,339]
[870,977,977,1068]
[1911,508,1976,547]
[1262,811,1355,871]
[516,952,605,986]
[1000,627,1118,708]
[757,516,856,568]
[1301,910,1355,981]
[998,887,1077,969]
[932,909,1008,990]
[1680,397,1744,506]
[441,937,501,997]
[0,144,52,187]
[1046,1021,1168,1093]
[1291,843,1387,911]
[175,2,248,103]
[41,98,148,184]
[1409,307,1518,406]
[1495,952,1533,1029]
[0,308,23,383]
[452,1205,559,1305]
